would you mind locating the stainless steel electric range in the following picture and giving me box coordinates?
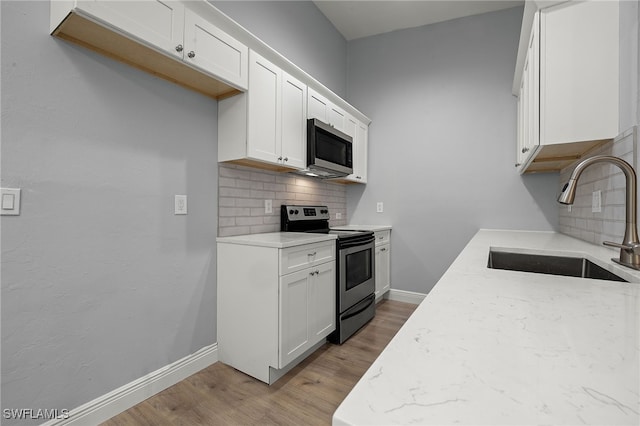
[281,205,376,344]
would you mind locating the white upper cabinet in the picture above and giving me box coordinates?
[281,73,308,169]
[50,0,248,98]
[73,0,185,59]
[247,51,282,165]
[540,1,618,145]
[514,0,619,173]
[341,114,369,183]
[218,50,307,170]
[308,88,346,133]
[182,9,248,89]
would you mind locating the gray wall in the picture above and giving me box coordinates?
[212,0,348,97]
[345,6,559,294]
[1,1,220,422]
[1,0,347,421]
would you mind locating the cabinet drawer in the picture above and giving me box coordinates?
[374,230,390,246]
[280,241,335,275]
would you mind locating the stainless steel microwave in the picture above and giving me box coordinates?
[305,118,353,178]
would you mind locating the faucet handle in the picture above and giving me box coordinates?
[603,241,640,254]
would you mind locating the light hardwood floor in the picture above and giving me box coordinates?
[102,299,417,426]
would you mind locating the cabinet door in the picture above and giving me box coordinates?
[247,51,282,164]
[281,72,307,169]
[357,122,368,182]
[183,9,248,89]
[328,105,346,132]
[279,269,311,368]
[540,1,618,144]
[79,0,184,58]
[525,11,539,156]
[311,261,336,339]
[308,88,328,122]
[375,244,390,298]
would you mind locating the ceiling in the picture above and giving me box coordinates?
[313,1,524,41]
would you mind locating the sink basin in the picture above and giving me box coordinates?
[487,250,627,282]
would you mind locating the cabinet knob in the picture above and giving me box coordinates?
[187,51,196,58]
[278,156,283,161]
[175,44,183,52]
[284,157,288,162]
[381,248,387,252]
[521,147,529,153]
[515,163,521,168]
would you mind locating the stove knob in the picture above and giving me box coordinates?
[294,209,299,214]
[289,209,295,215]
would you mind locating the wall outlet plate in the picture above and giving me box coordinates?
[376,202,384,213]
[175,195,187,215]
[336,212,342,220]
[592,190,601,213]
[265,199,273,214]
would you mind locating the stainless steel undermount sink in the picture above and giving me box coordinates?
[487,250,628,282]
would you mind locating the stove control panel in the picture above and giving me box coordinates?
[282,205,330,221]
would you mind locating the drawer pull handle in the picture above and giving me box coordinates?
[308,251,317,257]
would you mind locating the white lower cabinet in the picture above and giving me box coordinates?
[374,230,391,299]
[279,261,335,367]
[217,239,335,384]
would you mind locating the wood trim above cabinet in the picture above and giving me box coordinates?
[52,11,242,100]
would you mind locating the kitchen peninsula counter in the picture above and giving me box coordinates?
[333,229,640,425]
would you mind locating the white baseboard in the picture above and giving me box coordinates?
[42,344,218,426]
[384,288,426,305]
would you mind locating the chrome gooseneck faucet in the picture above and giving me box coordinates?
[558,155,640,270]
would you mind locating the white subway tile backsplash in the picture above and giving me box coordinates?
[218,163,348,236]
[558,126,638,247]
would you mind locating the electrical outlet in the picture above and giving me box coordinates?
[336,212,342,220]
[592,190,601,213]
[175,195,187,215]
[376,202,384,213]
[265,199,273,214]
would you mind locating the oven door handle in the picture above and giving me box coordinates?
[342,296,375,321]
[339,235,375,249]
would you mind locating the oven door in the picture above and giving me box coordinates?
[338,235,375,313]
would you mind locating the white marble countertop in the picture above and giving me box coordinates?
[216,232,336,248]
[332,224,392,232]
[333,229,640,425]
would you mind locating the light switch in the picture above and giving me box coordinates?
[1,188,21,215]
[2,194,15,210]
